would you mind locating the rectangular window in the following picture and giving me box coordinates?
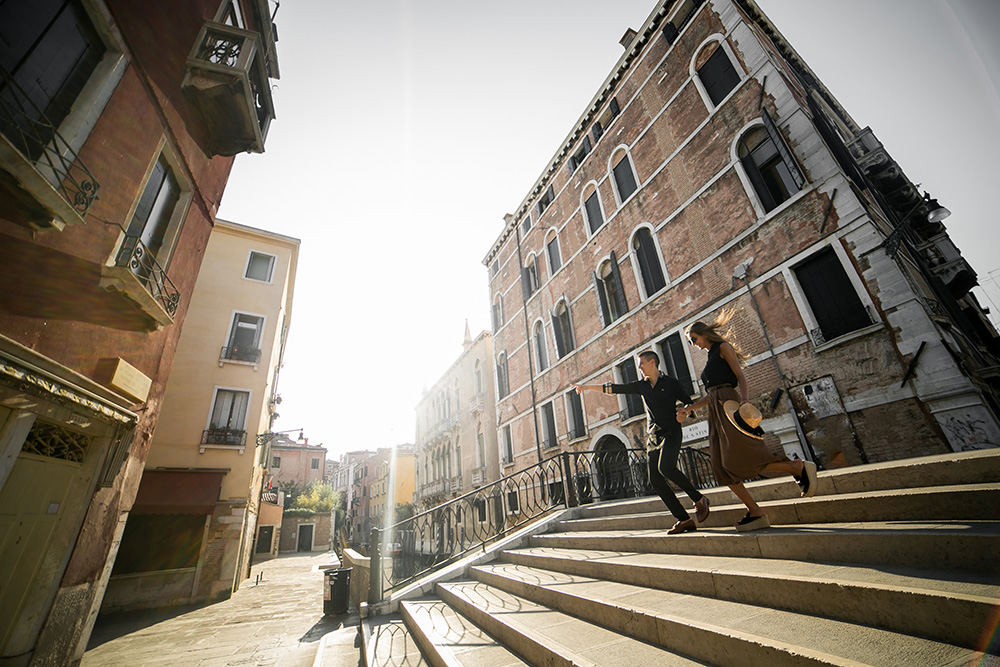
[521,214,531,236]
[490,260,499,277]
[311,458,320,470]
[536,184,554,217]
[475,498,487,522]
[794,247,874,345]
[126,154,181,264]
[547,236,562,274]
[225,312,264,362]
[566,391,586,439]
[271,456,281,468]
[616,359,644,419]
[208,388,250,441]
[541,402,557,449]
[660,332,694,395]
[585,191,604,234]
[569,136,592,171]
[245,251,276,282]
[506,490,520,514]
[503,425,513,463]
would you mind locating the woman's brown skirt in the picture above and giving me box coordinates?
[707,387,788,485]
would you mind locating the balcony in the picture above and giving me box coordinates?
[199,428,247,455]
[468,393,485,415]
[0,63,100,231]
[471,467,486,486]
[99,234,180,328]
[183,21,275,156]
[220,344,262,364]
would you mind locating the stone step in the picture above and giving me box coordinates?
[470,562,990,667]
[363,614,428,666]
[399,597,528,667]
[573,448,1000,519]
[498,546,999,649]
[556,483,1000,531]
[529,521,1000,574]
[436,579,759,666]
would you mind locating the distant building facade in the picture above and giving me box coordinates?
[0,0,279,663]
[483,0,1000,485]
[369,444,416,527]
[101,219,298,613]
[270,437,328,490]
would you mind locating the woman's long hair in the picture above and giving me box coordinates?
[686,308,748,361]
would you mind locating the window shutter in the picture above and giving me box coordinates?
[521,267,530,300]
[699,47,740,106]
[536,201,543,217]
[545,184,554,202]
[568,156,577,172]
[663,332,694,394]
[592,122,603,143]
[591,271,609,329]
[582,136,591,155]
[661,23,679,45]
[761,109,805,189]
[609,250,629,314]
[551,308,565,357]
[610,97,620,118]
[739,138,777,212]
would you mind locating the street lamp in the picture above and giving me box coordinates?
[875,192,951,260]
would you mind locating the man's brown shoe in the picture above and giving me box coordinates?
[694,496,710,523]
[667,518,697,535]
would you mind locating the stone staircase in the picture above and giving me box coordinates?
[360,449,1000,666]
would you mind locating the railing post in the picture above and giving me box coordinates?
[367,527,381,605]
[560,452,578,508]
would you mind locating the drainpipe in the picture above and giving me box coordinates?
[509,215,543,464]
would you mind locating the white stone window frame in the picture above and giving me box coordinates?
[532,318,549,374]
[581,180,606,238]
[629,223,670,301]
[110,137,194,271]
[492,295,503,333]
[201,385,253,454]
[501,424,514,466]
[244,249,278,283]
[595,254,627,325]
[48,0,129,163]
[782,239,883,352]
[690,33,744,113]
[495,352,509,400]
[564,389,588,443]
[551,297,576,360]
[524,252,541,297]
[607,145,641,209]
[730,119,810,223]
[220,308,268,368]
[544,228,562,277]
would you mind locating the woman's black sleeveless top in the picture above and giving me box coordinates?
[701,342,739,389]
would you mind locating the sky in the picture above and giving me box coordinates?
[216,0,1000,462]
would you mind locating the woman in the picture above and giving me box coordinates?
[676,310,817,531]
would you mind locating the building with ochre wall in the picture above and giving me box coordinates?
[483,0,999,482]
[101,219,298,613]
[0,1,280,663]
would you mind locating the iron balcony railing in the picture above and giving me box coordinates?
[260,490,278,504]
[367,446,717,604]
[0,63,100,227]
[201,428,246,446]
[220,345,262,363]
[114,235,181,318]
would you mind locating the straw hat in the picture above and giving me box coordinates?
[722,400,765,439]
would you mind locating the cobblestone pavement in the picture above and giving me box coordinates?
[82,551,361,667]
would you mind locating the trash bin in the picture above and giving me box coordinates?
[323,567,351,615]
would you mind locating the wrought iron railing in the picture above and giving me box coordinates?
[0,63,100,222]
[808,304,877,346]
[260,490,278,504]
[220,345,262,363]
[367,446,716,603]
[115,234,181,317]
[201,428,246,446]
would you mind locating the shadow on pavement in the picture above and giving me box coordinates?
[86,602,210,649]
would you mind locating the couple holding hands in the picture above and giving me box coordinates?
[573,312,817,534]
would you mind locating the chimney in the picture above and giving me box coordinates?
[620,28,637,49]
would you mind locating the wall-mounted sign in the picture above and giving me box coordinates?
[109,358,151,403]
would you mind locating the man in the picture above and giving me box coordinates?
[572,350,709,534]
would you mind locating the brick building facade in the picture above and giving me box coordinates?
[483,0,1000,480]
[0,0,279,663]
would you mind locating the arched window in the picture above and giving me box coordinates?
[593,252,629,326]
[551,300,575,358]
[496,352,509,399]
[474,359,483,394]
[582,183,604,235]
[492,295,503,332]
[545,229,562,274]
[693,37,740,108]
[611,150,638,204]
[522,253,540,298]
[533,320,548,372]
[631,226,667,297]
[737,115,804,213]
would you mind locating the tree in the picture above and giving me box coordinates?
[292,481,336,513]
[394,502,414,524]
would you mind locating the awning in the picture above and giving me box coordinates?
[131,470,226,515]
